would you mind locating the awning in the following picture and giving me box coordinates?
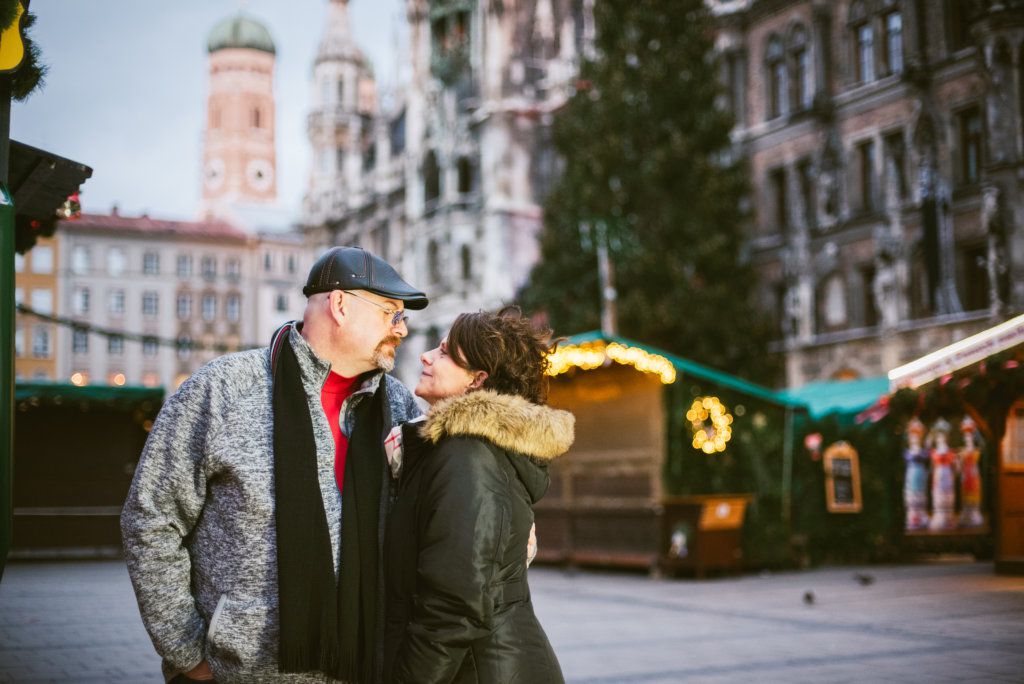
[14,383,164,410]
[888,313,1024,390]
[776,376,889,419]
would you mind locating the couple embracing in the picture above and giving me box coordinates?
[121,247,571,684]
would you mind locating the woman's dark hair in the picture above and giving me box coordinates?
[447,305,559,404]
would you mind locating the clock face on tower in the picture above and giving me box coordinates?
[247,158,274,192]
[204,157,225,190]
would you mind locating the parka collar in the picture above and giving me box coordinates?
[421,390,575,461]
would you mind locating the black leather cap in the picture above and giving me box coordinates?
[302,246,428,310]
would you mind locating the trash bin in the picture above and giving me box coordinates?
[660,494,753,577]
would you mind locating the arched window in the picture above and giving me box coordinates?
[765,36,787,120]
[789,25,812,111]
[424,151,441,203]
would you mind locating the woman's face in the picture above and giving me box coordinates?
[415,338,480,405]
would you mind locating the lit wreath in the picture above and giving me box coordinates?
[686,396,733,454]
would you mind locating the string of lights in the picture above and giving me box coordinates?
[15,304,263,353]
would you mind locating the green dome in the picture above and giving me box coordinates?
[207,14,276,54]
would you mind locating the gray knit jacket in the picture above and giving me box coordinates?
[121,324,422,683]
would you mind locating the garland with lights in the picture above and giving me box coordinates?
[686,396,733,453]
[547,340,677,384]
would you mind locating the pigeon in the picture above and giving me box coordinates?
[854,572,875,586]
[802,590,815,605]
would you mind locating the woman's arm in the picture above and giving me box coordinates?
[392,437,507,684]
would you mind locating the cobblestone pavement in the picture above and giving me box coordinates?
[1,559,1022,683]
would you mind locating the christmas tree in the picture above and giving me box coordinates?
[521,0,777,382]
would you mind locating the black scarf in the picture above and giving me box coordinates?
[273,333,384,683]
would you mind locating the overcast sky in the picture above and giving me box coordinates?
[13,0,405,221]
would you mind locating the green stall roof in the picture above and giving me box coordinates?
[15,383,164,410]
[775,376,889,419]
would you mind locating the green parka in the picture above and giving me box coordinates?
[383,390,574,684]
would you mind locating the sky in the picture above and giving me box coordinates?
[13,0,406,221]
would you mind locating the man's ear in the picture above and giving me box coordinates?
[468,370,488,390]
[328,291,346,326]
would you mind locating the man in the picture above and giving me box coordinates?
[121,247,427,683]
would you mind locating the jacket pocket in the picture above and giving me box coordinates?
[205,595,274,674]
[206,593,228,643]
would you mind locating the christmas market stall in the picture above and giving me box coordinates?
[536,331,806,575]
[880,313,1024,574]
[11,382,162,557]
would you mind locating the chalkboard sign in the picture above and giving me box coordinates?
[823,441,862,513]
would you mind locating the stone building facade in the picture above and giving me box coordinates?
[13,237,59,381]
[303,0,594,385]
[713,0,1024,386]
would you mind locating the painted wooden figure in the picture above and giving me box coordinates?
[928,418,958,531]
[958,416,984,528]
[903,417,930,531]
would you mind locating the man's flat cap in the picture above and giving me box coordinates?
[302,246,428,310]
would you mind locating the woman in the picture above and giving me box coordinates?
[383,306,572,684]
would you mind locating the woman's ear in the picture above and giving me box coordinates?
[468,370,488,390]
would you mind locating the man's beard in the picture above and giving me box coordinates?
[372,335,402,372]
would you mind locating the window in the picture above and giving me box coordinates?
[790,26,812,111]
[14,287,22,306]
[72,328,89,355]
[31,245,53,273]
[108,335,124,356]
[797,159,816,229]
[14,327,23,357]
[958,106,983,185]
[71,245,90,275]
[31,289,52,314]
[768,167,788,232]
[336,147,345,174]
[177,335,192,361]
[177,293,193,320]
[959,243,989,311]
[859,264,878,328]
[766,37,787,119]
[722,50,745,121]
[143,337,159,357]
[226,258,241,281]
[109,289,126,316]
[107,247,126,277]
[202,294,217,322]
[855,23,875,84]
[428,240,441,283]
[275,293,288,313]
[142,291,159,317]
[226,294,241,323]
[73,287,90,315]
[822,275,848,329]
[948,0,973,52]
[177,254,192,278]
[201,256,217,280]
[424,151,441,203]
[286,254,296,275]
[14,252,23,272]
[253,107,262,128]
[32,325,51,358]
[143,252,160,275]
[883,131,909,199]
[883,11,903,75]
[461,245,472,281]
[457,157,474,194]
[263,251,273,273]
[858,140,877,211]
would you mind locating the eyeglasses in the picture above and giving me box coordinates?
[344,291,408,326]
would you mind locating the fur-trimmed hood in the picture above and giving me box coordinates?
[422,390,575,461]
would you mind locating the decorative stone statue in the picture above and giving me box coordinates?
[958,416,985,528]
[903,417,930,531]
[928,418,958,531]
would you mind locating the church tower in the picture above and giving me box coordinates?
[201,13,277,218]
[303,0,378,228]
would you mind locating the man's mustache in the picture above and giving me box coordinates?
[377,336,402,350]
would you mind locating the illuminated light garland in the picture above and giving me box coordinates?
[546,341,677,384]
[686,396,733,453]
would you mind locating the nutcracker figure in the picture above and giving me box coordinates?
[958,416,984,528]
[903,418,930,531]
[928,418,957,531]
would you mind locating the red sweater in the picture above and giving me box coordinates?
[320,371,359,490]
